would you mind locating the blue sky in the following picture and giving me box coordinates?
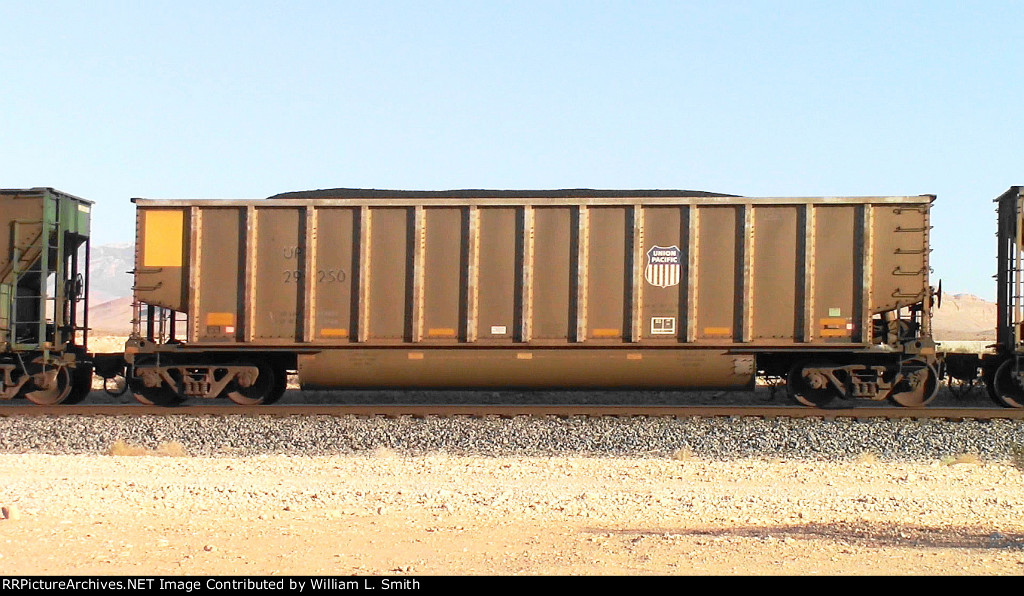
[2,1,1021,299]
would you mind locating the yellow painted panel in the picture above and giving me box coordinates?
[428,328,456,338]
[320,328,349,337]
[819,318,850,326]
[591,328,621,338]
[206,312,235,326]
[819,329,851,337]
[143,210,184,267]
[703,327,732,336]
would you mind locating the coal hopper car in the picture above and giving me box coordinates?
[124,188,939,407]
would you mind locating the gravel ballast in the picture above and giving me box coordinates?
[1,413,1022,461]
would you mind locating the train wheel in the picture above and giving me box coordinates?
[786,362,836,407]
[129,367,184,407]
[227,361,285,405]
[104,375,129,397]
[991,359,1024,408]
[61,364,94,405]
[983,365,1005,406]
[24,365,72,405]
[130,382,183,406]
[889,359,939,407]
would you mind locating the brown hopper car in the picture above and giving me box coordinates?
[126,189,939,407]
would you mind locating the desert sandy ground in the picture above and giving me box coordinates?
[1,451,1023,576]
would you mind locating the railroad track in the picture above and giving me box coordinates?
[0,404,1022,420]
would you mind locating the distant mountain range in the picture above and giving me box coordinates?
[931,293,996,341]
[88,242,134,304]
[81,243,999,340]
[87,243,134,334]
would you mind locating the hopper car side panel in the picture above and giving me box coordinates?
[132,195,933,348]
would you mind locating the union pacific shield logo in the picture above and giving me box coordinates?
[645,245,681,288]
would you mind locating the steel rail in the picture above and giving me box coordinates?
[0,404,1022,420]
